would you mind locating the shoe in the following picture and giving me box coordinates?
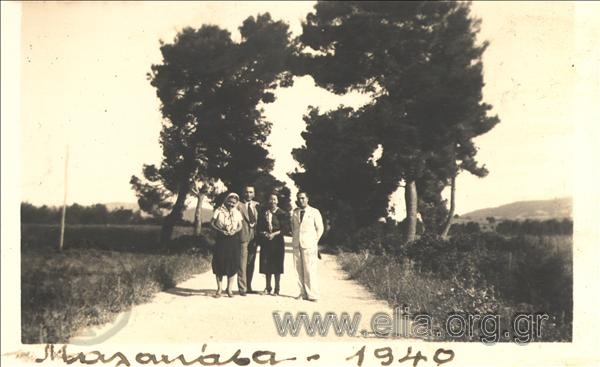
[273,289,280,296]
[295,294,306,300]
[307,298,318,302]
[214,290,222,298]
[226,289,233,298]
[263,288,272,295]
[239,292,247,297]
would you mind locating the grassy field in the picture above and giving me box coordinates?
[21,224,214,344]
[21,224,196,252]
[337,233,572,342]
[21,223,572,343]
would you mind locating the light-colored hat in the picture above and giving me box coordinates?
[224,192,240,202]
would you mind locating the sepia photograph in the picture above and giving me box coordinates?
[2,1,599,366]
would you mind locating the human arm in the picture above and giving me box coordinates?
[211,208,239,236]
[230,209,243,235]
[314,209,324,242]
[264,211,283,240]
[266,229,281,240]
[231,220,242,235]
[285,210,294,237]
[211,216,230,236]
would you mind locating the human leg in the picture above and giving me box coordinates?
[226,276,235,297]
[293,246,307,299]
[246,239,258,292]
[215,275,223,297]
[237,241,249,294]
[302,248,319,301]
[274,274,281,295]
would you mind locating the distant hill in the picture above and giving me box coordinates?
[461,197,572,221]
[105,202,214,223]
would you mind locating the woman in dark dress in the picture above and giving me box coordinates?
[211,192,243,298]
[258,194,288,296]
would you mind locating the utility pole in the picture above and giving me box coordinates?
[59,145,69,251]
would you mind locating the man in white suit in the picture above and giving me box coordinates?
[291,191,324,302]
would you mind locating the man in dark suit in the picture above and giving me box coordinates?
[237,185,259,295]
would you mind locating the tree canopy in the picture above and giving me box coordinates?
[131,14,295,242]
[294,1,500,242]
[290,106,388,240]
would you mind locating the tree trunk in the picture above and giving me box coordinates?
[193,193,205,236]
[404,180,418,243]
[440,174,456,239]
[160,180,191,244]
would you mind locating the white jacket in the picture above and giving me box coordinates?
[291,206,324,250]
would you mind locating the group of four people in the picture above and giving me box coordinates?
[210,186,324,301]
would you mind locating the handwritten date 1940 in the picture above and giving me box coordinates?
[346,346,455,367]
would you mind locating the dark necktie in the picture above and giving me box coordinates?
[300,209,305,223]
[248,202,256,224]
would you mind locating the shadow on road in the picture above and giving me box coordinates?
[165,287,215,297]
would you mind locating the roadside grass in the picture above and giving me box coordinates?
[21,224,214,344]
[337,233,572,342]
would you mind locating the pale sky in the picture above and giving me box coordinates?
[15,1,591,214]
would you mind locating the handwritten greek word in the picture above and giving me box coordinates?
[35,344,296,366]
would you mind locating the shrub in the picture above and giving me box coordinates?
[168,234,214,256]
[337,228,573,341]
[332,222,404,255]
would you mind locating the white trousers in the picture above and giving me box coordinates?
[293,246,319,300]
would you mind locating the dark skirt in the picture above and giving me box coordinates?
[212,232,240,277]
[259,234,285,275]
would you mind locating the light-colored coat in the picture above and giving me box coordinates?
[237,200,259,243]
[291,205,324,249]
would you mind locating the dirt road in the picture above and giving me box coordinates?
[71,241,394,344]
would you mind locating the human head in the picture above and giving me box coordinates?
[296,191,309,209]
[243,186,255,201]
[224,193,239,209]
[268,193,278,209]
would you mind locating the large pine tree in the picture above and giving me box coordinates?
[296,1,499,242]
[132,14,294,243]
